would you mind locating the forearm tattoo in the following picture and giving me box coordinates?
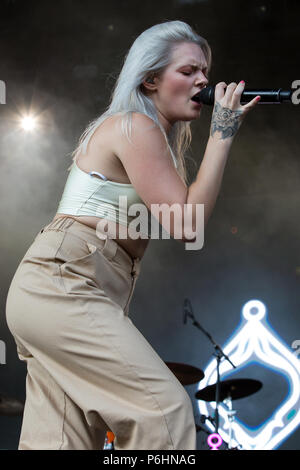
[210,102,243,140]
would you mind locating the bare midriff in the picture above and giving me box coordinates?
[52,213,150,260]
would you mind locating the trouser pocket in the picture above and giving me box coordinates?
[57,231,133,311]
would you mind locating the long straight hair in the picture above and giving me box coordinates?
[68,20,212,184]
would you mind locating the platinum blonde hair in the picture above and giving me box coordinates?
[68,20,212,184]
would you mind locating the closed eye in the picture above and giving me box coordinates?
[181,71,209,79]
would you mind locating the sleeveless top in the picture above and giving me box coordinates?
[56,113,178,235]
[56,159,152,233]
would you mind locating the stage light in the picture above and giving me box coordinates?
[20,115,37,132]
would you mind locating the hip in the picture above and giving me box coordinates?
[52,213,150,260]
[6,217,142,322]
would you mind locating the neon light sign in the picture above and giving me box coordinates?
[197,300,300,449]
[207,433,223,450]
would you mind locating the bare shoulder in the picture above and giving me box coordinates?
[77,113,131,183]
[111,111,187,202]
[112,111,162,137]
[111,112,170,159]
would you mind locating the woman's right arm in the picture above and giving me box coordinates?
[186,81,260,232]
[111,81,260,242]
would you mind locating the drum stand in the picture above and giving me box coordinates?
[223,396,237,450]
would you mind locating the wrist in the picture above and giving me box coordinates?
[208,133,233,148]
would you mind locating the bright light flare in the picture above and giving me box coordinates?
[20,115,37,131]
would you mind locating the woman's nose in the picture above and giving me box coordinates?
[195,72,208,87]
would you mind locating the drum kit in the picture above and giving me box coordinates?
[165,361,263,450]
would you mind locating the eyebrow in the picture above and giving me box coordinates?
[178,63,208,71]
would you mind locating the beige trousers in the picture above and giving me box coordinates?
[5,216,196,450]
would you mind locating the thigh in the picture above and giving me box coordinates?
[16,298,190,449]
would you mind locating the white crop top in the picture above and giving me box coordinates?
[56,159,151,229]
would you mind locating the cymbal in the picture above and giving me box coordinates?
[0,395,24,415]
[165,362,204,385]
[195,378,262,402]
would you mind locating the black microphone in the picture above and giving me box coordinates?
[191,85,293,105]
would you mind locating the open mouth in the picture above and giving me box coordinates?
[191,92,201,103]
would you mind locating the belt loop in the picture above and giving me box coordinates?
[101,237,118,261]
[63,217,76,230]
[41,216,75,233]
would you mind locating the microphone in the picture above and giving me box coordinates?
[192,85,293,105]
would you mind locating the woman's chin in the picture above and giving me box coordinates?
[183,109,202,121]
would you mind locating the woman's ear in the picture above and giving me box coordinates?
[142,75,157,92]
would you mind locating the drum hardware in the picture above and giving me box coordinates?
[199,413,215,426]
[195,423,211,436]
[195,378,263,450]
[164,362,204,385]
[223,397,236,449]
[195,378,263,402]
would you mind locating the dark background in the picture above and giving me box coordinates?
[0,0,299,450]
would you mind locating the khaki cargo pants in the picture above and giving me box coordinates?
[5,216,196,450]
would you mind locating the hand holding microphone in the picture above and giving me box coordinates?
[192,81,293,141]
[192,84,292,105]
[200,81,261,141]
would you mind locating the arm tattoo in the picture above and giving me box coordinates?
[210,102,243,140]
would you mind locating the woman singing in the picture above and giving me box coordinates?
[5,20,259,450]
